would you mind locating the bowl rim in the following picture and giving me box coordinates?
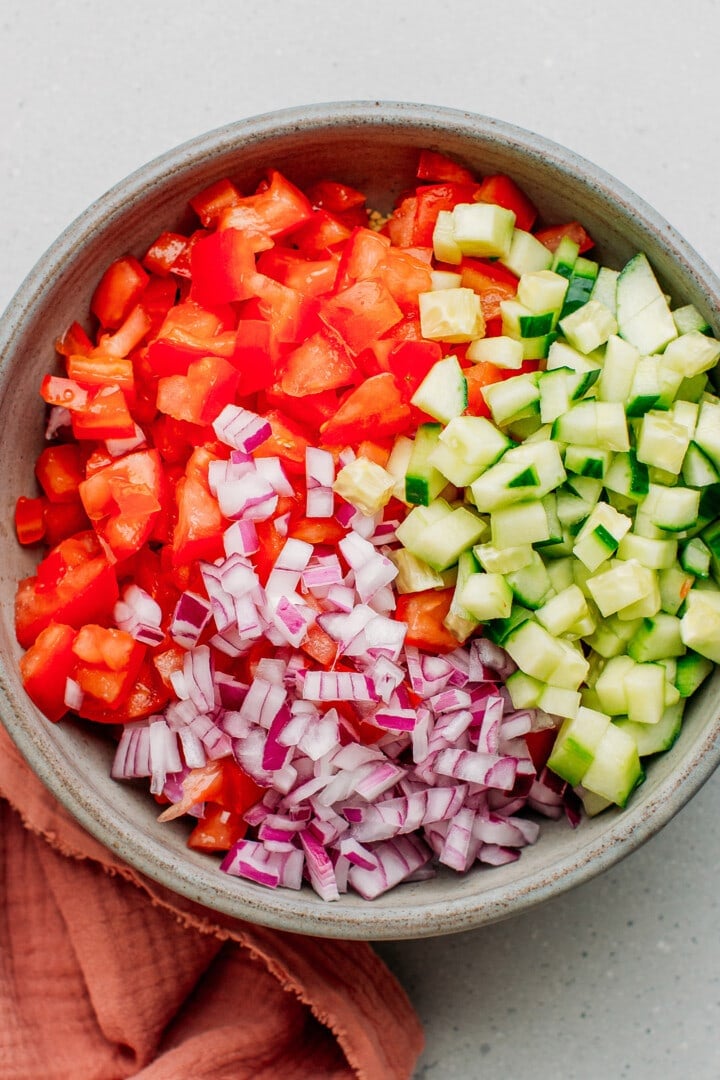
[2,100,720,939]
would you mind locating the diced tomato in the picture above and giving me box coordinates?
[475,174,538,232]
[385,339,443,401]
[189,228,256,307]
[142,232,190,277]
[334,227,390,292]
[319,280,403,355]
[79,449,164,562]
[15,532,119,649]
[42,502,92,548]
[187,804,248,852]
[90,256,149,330]
[290,210,354,257]
[14,496,46,546]
[76,657,171,724]
[279,328,357,396]
[257,246,339,298]
[72,624,146,709]
[464,361,508,417]
[19,622,78,722]
[66,354,135,398]
[386,193,418,247]
[189,178,243,228]
[534,221,595,254]
[217,169,314,242]
[247,273,320,344]
[37,444,93,505]
[171,446,225,566]
[55,321,94,358]
[458,257,518,322]
[416,149,476,184]
[394,588,463,653]
[71,386,137,441]
[156,354,240,426]
[252,409,312,474]
[306,179,367,214]
[320,372,411,445]
[260,383,338,431]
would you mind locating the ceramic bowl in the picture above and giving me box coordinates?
[1,102,719,940]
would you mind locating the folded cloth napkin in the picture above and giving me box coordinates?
[0,725,423,1079]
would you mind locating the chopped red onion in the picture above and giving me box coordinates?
[299,829,340,902]
[255,456,294,496]
[347,834,430,900]
[212,404,271,451]
[170,591,212,648]
[223,518,260,557]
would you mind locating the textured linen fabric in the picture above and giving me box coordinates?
[0,725,423,1079]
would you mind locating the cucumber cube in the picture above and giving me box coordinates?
[595,655,636,714]
[636,411,690,475]
[535,584,589,636]
[490,500,550,549]
[560,299,618,354]
[429,415,511,487]
[661,330,720,377]
[672,304,712,337]
[680,588,720,663]
[581,723,644,807]
[596,334,640,403]
[474,542,534,574]
[452,202,516,258]
[573,504,632,572]
[624,662,667,724]
[505,670,544,709]
[615,702,684,757]
[410,355,468,423]
[587,559,656,618]
[432,210,462,264]
[675,651,714,697]
[616,252,677,356]
[500,229,553,277]
[547,706,611,786]
[333,457,395,516]
[518,269,569,315]
[459,571,514,620]
[538,685,581,720]
[418,289,484,343]
[404,423,446,506]
[391,549,446,593]
[465,335,525,369]
[627,613,685,662]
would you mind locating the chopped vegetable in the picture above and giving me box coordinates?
[12,151,719,902]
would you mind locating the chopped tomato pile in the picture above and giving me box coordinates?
[13,151,593,892]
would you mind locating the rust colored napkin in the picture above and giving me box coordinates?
[0,725,423,1079]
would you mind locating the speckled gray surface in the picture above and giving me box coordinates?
[2,3,719,1077]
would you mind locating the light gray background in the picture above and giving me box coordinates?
[2,3,719,1077]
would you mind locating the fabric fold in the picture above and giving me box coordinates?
[0,724,423,1079]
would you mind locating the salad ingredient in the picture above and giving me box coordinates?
[13,148,719,901]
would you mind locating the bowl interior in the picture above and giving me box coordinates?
[1,102,719,939]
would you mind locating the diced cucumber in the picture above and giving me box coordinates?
[547,706,611,786]
[596,334,639,403]
[616,252,677,355]
[385,435,414,502]
[429,415,512,487]
[459,571,514,620]
[546,339,603,376]
[590,266,619,314]
[552,400,629,452]
[573,505,632,572]
[635,411,690,475]
[564,445,611,480]
[465,335,524,370]
[500,228,553,277]
[643,483,700,533]
[504,619,589,689]
[538,684,581,720]
[432,210,462,264]
[474,542,534,574]
[490,500,550,550]
[560,257,599,319]
[661,330,720,378]
[658,565,695,615]
[391,549,446,593]
[603,450,650,502]
[624,662,667,725]
[448,548,482,632]
[505,669,544,709]
[693,401,720,471]
[616,532,678,570]
[672,304,712,337]
[680,588,720,663]
[674,651,714,697]
[400,503,488,572]
[418,289,484,343]
[410,355,468,422]
[535,583,589,636]
[559,299,618,355]
[581,723,644,807]
[615,702,684,757]
[505,549,553,608]
[551,235,579,279]
[681,442,719,489]
[517,269,569,316]
[482,371,540,427]
[595,654,635,714]
[470,440,566,512]
[430,269,463,290]
[452,202,516,258]
[404,423,447,506]
[587,559,657,618]
[680,537,711,578]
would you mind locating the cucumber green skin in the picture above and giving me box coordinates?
[675,652,714,697]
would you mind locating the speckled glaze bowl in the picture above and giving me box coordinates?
[1,102,719,940]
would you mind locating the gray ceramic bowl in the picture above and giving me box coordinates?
[1,102,719,940]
